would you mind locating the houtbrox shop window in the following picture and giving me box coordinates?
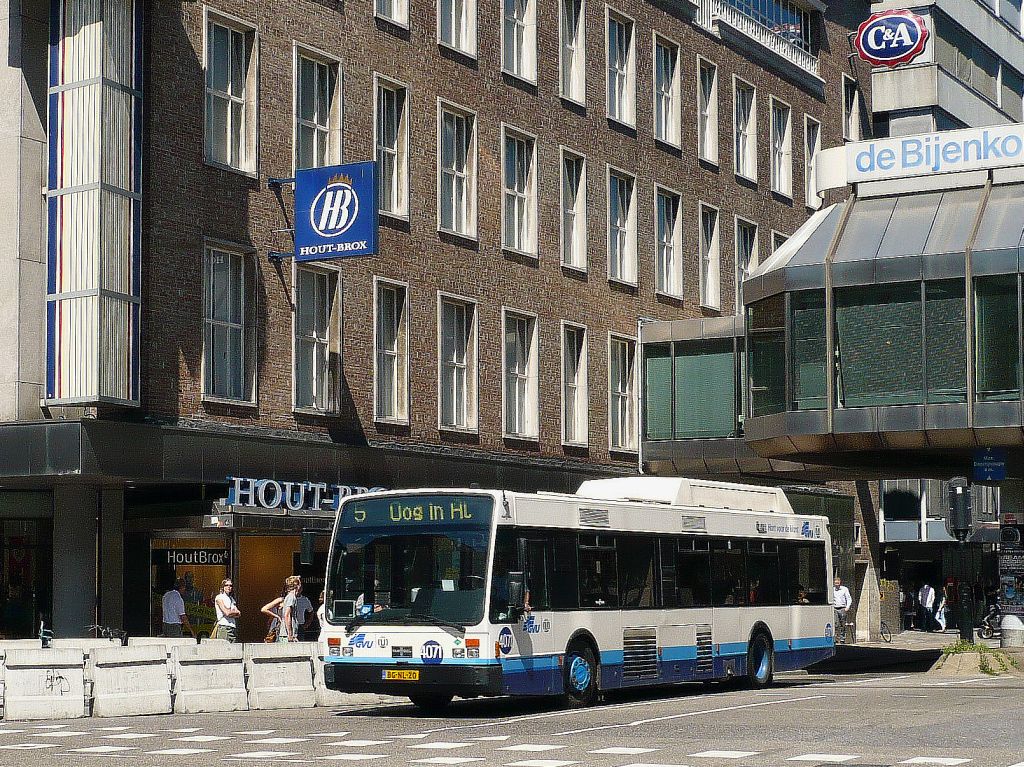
[747,294,785,418]
[976,276,1021,401]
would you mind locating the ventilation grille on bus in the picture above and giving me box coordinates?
[696,626,713,673]
[579,508,610,527]
[680,515,707,532]
[622,627,659,680]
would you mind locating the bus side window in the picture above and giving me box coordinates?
[659,538,678,608]
[489,528,517,623]
[618,536,656,608]
[677,538,712,608]
[747,541,781,606]
[711,539,747,607]
[522,538,550,611]
[579,535,619,608]
[550,533,579,609]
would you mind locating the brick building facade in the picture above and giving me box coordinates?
[0,0,871,639]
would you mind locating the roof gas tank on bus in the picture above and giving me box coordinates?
[575,477,795,515]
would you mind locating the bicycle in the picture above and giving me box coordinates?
[85,624,129,646]
[879,620,893,643]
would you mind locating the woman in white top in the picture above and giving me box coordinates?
[262,575,301,642]
[212,579,241,643]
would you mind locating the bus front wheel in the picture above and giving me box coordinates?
[563,643,598,707]
[746,633,774,688]
[409,693,453,712]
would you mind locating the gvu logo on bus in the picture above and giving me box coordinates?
[498,627,514,654]
[348,633,374,649]
[522,615,541,634]
[801,522,813,538]
[854,10,929,68]
[421,640,444,665]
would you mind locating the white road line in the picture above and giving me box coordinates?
[617,763,692,767]
[410,759,486,765]
[247,737,310,744]
[1005,762,1024,767]
[30,725,69,730]
[235,730,277,735]
[553,694,829,736]
[71,746,138,753]
[409,742,475,750]
[309,732,352,738]
[0,744,60,750]
[396,734,434,739]
[145,749,216,756]
[326,740,392,747]
[174,735,233,742]
[227,751,301,758]
[102,733,158,740]
[499,745,567,752]
[590,747,657,755]
[504,761,579,767]
[318,755,389,761]
[689,751,759,759]
[160,727,203,733]
[473,736,512,741]
[94,727,131,731]
[899,758,971,765]
[786,755,858,763]
[33,731,89,738]
[0,731,26,735]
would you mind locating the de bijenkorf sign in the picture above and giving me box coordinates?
[854,10,929,68]
[295,161,378,261]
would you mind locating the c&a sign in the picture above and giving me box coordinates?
[854,10,929,68]
[295,161,378,261]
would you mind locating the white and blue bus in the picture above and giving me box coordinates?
[320,477,836,710]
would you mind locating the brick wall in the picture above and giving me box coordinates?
[139,0,870,472]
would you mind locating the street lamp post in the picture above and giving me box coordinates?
[949,478,974,644]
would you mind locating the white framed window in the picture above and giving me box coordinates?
[608,334,637,452]
[502,125,538,256]
[560,148,587,271]
[805,115,821,210]
[374,278,410,423]
[559,0,586,103]
[699,203,720,310]
[843,75,861,142]
[606,8,636,126]
[733,77,756,180]
[770,97,792,197]
[204,13,257,173]
[734,217,758,311]
[503,0,537,82]
[772,230,789,254]
[607,166,637,285]
[439,0,477,56]
[438,293,478,431]
[376,0,409,27]
[203,243,256,403]
[655,185,683,297]
[653,36,681,146]
[294,49,341,172]
[293,265,341,413]
[561,322,589,446]
[697,57,719,164]
[438,101,477,238]
[503,309,539,439]
[375,75,410,218]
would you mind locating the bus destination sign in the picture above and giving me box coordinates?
[346,495,492,526]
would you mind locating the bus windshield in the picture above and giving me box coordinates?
[327,494,493,629]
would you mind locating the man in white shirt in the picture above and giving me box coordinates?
[833,577,853,637]
[918,582,936,631]
[161,579,195,638]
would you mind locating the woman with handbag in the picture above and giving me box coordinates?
[260,586,286,643]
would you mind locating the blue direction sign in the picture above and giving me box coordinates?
[973,447,1008,482]
[294,161,378,261]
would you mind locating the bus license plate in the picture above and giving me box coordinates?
[382,669,419,681]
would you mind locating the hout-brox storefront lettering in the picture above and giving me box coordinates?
[223,476,387,513]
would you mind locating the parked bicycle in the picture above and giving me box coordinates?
[85,624,128,646]
[879,620,893,643]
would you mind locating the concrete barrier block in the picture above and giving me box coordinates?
[314,657,386,707]
[244,642,316,710]
[3,648,86,720]
[50,638,121,651]
[173,642,247,714]
[128,637,197,649]
[88,645,172,718]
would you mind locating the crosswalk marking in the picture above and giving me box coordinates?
[319,755,389,761]
[396,734,434,739]
[409,758,486,765]
[145,748,216,755]
[0,743,60,750]
[30,725,69,730]
[33,731,89,738]
[409,742,475,750]
[174,735,233,742]
[328,739,392,747]
[690,751,759,759]
[247,737,309,744]
[310,732,352,738]
[0,730,27,734]
[499,744,566,752]
[474,736,513,741]
[235,730,276,735]
[161,728,203,733]
[71,745,137,753]
[95,726,131,731]
[617,763,692,767]
[589,747,657,755]
[227,750,301,758]
[102,733,159,740]
[504,760,579,767]
[787,755,859,763]
[899,759,971,765]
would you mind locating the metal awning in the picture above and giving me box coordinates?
[744,180,1024,304]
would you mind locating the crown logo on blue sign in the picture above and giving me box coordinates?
[327,172,353,186]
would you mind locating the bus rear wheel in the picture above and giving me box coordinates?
[409,693,453,712]
[746,633,774,688]
[563,643,598,708]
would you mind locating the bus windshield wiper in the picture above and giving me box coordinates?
[408,613,465,632]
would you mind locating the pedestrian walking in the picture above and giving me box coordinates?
[268,575,301,643]
[833,576,853,639]
[161,579,196,638]
[935,587,948,631]
[918,582,936,631]
[211,579,240,642]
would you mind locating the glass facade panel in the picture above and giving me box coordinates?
[674,341,737,439]
[832,196,897,265]
[748,296,786,418]
[973,184,1024,253]
[791,291,826,410]
[925,280,966,403]
[976,276,1021,401]
[923,188,984,256]
[644,343,673,440]
[877,193,941,259]
[836,283,923,407]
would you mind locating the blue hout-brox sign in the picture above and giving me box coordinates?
[295,161,378,261]
[854,10,929,68]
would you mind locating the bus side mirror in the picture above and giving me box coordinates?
[508,571,526,614]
